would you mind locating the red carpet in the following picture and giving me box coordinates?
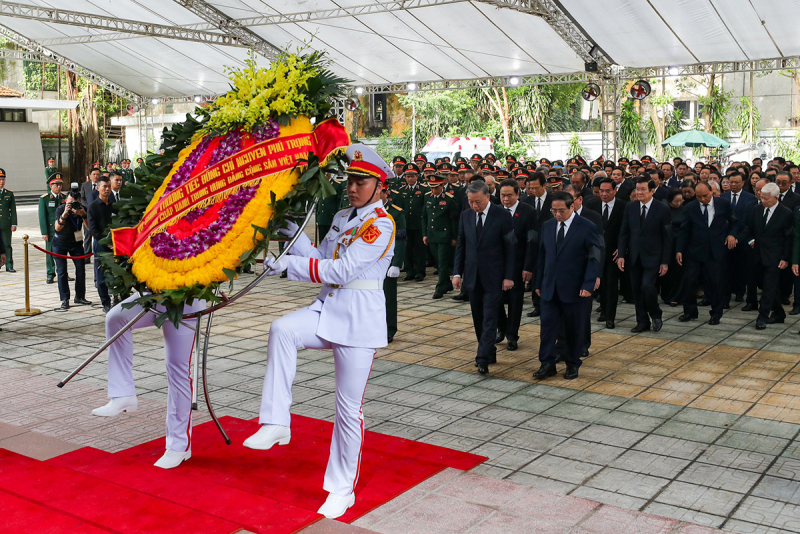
[1,415,485,533]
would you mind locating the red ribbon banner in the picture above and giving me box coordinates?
[112,118,349,257]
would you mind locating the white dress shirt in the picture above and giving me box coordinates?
[504,200,519,218]
[476,199,491,225]
[700,199,715,227]
[532,192,547,213]
[555,211,576,239]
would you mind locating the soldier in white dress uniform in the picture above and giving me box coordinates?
[244,147,396,519]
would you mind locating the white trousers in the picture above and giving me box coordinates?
[106,294,205,452]
[259,306,375,496]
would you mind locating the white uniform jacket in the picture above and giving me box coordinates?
[285,199,395,348]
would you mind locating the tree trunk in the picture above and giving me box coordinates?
[484,88,511,148]
[649,103,666,161]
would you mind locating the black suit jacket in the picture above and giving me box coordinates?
[780,190,799,211]
[523,193,553,232]
[507,201,537,275]
[739,203,794,267]
[589,199,625,262]
[721,190,757,235]
[454,203,515,292]
[653,186,669,202]
[618,199,672,268]
[676,197,735,262]
[80,180,96,210]
[616,179,634,203]
[535,214,603,303]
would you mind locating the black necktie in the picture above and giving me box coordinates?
[603,204,609,225]
[640,205,647,226]
[348,209,358,222]
[506,207,512,215]
[536,197,541,214]
[732,193,737,208]
[477,212,484,237]
[780,194,784,203]
[556,221,565,249]
[703,203,709,224]
[763,207,769,225]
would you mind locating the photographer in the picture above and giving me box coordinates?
[53,189,93,310]
[88,175,114,312]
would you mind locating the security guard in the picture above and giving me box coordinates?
[400,162,427,281]
[44,157,58,183]
[423,173,459,298]
[317,173,346,244]
[39,174,66,283]
[0,169,17,272]
[382,182,405,342]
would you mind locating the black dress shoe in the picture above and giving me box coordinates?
[564,366,579,380]
[595,306,603,313]
[415,275,426,282]
[698,299,711,306]
[68,276,75,282]
[582,349,590,358]
[606,320,615,329]
[678,313,698,322]
[630,324,650,333]
[709,317,720,325]
[533,364,557,379]
[597,314,606,322]
[102,304,111,313]
[280,270,287,278]
[477,364,489,375]
[403,275,415,281]
[387,335,394,343]
[507,341,518,351]
[433,270,439,275]
[60,300,69,309]
[74,298,92,305]
[756,320,767,330]
[735,294,744,302]
[46,278,55,284]
[724,304,731,310]
[527,308,540,317]
[768,316,785,324]
[742,303,757,312]
[782,297,791,306]
[653,318,662,332]
[6,268,15,273]
[432,293,443,299]
[790,307,800,316]
[451,293,468,301]
[495,332,505,344]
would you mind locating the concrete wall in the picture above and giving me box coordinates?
[0,122,45,199]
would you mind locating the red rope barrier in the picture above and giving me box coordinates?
[31,243,94,260]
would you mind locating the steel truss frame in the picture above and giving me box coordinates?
[0,1,247,49]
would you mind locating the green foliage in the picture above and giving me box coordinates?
[567,133,585,157]
[698,85,732,139]
[772,130,800,162]
[22,61,58,93]
[494,141,532,162]
[374,129,405,163]
[619,100,642,158]
[662,108,687,159]
[733,96,761,144]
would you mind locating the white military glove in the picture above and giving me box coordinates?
[278,220,299,237]
[264,256,288,275]
[386,266,400,278]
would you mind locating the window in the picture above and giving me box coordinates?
[0,109,26,122]
[674,100,697,121]
[369,94,386,128]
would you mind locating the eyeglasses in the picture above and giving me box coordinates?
[550,208,569,214]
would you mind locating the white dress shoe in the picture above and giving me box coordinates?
[154,449,191,469]
[317,492,355,519]
[242,424,291,450]
[91,396,138,417]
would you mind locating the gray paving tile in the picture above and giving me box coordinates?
[634,435,709,460]
[519,384,578,401]
[586,467,669,499]
[392,409,460,430]
[417,432,485,453]
[476,377,529,393]
[394,365,446,379]
[678,463,763,494]
[643,502,726,528]
[596,410,665,433]
[769,457,800,481]
[520,453,603,485]
[752,476,800,506]
[733,417,800,440]
[438,419,512,441]
[543,402,611,423]
[617,399,683,419]
[569,391,628,410]
[655,480,743,516]
[494,394,559,414]
[519,414,589,437]
[420,397,485,417]
[673,407,741,428]
[717,431,790,456]
[574,424,647,448]
[471,443,543,471]
[722,518,796,534]
[405,380,464,396]
[369,373,426,389]
[549,438,626,465]
[469,406,535,427]
[431,370,485,386]
[505,471,577,494]
[654,420,727,444]
[731,496,790,529]
[570,486,648,510]
[370,421,432,441]
[610,450,692,479]
[448,385,511,404]
[698,445,777,473]
[493,427,566,452]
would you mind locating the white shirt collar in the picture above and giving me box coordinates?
[557,211,576,236]
[575,206,583,216]
[603,197,616,210]
[642,198,654,210]
[505,200,519,217]
[476,200,491,224]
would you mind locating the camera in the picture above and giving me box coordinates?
[71,201,82,210]
[70,182,82,201]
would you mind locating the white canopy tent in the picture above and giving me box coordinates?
[0,0,798,156]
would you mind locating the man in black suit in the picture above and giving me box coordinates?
[617,177,672,333]
[721,173,758,305]
[533,192,602,381]
[776,172,799,305]
[453,181,515,374]
[590,178,626,329]
[523,171,552,317]
[738,182,794,329]
[649,169,669,202]
[80,167,101,256]
[570,171,594,201]
[676,182,737,325]
[496,179,536,350]
[611,167,633,203]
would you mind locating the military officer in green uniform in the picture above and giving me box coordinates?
[390,156,406,189]
[44,157,58,183]
[316,172,345,244]
[39,174,66,283]
[423,173,459,298]
[399,162,428,281]
[382,182,406,342]
[120,159,136,185]
[0,169,18,272]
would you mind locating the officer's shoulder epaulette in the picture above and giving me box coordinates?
[390,204,403,212]
[445,192,454,198]
[374,207,388,218]
[390,189,400,194]
[40,193,48,198]
[425,192,432,196]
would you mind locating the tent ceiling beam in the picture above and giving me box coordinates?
[0,24,144,103]
[618,57,799,79]
[173,0,282,62]
[0,0,248,48]
[355,71,597,94]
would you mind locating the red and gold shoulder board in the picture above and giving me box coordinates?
[374,207,388,218]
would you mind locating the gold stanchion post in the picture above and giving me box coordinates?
[15,235,41,316]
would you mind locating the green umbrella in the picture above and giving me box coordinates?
[661,130,730,148]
